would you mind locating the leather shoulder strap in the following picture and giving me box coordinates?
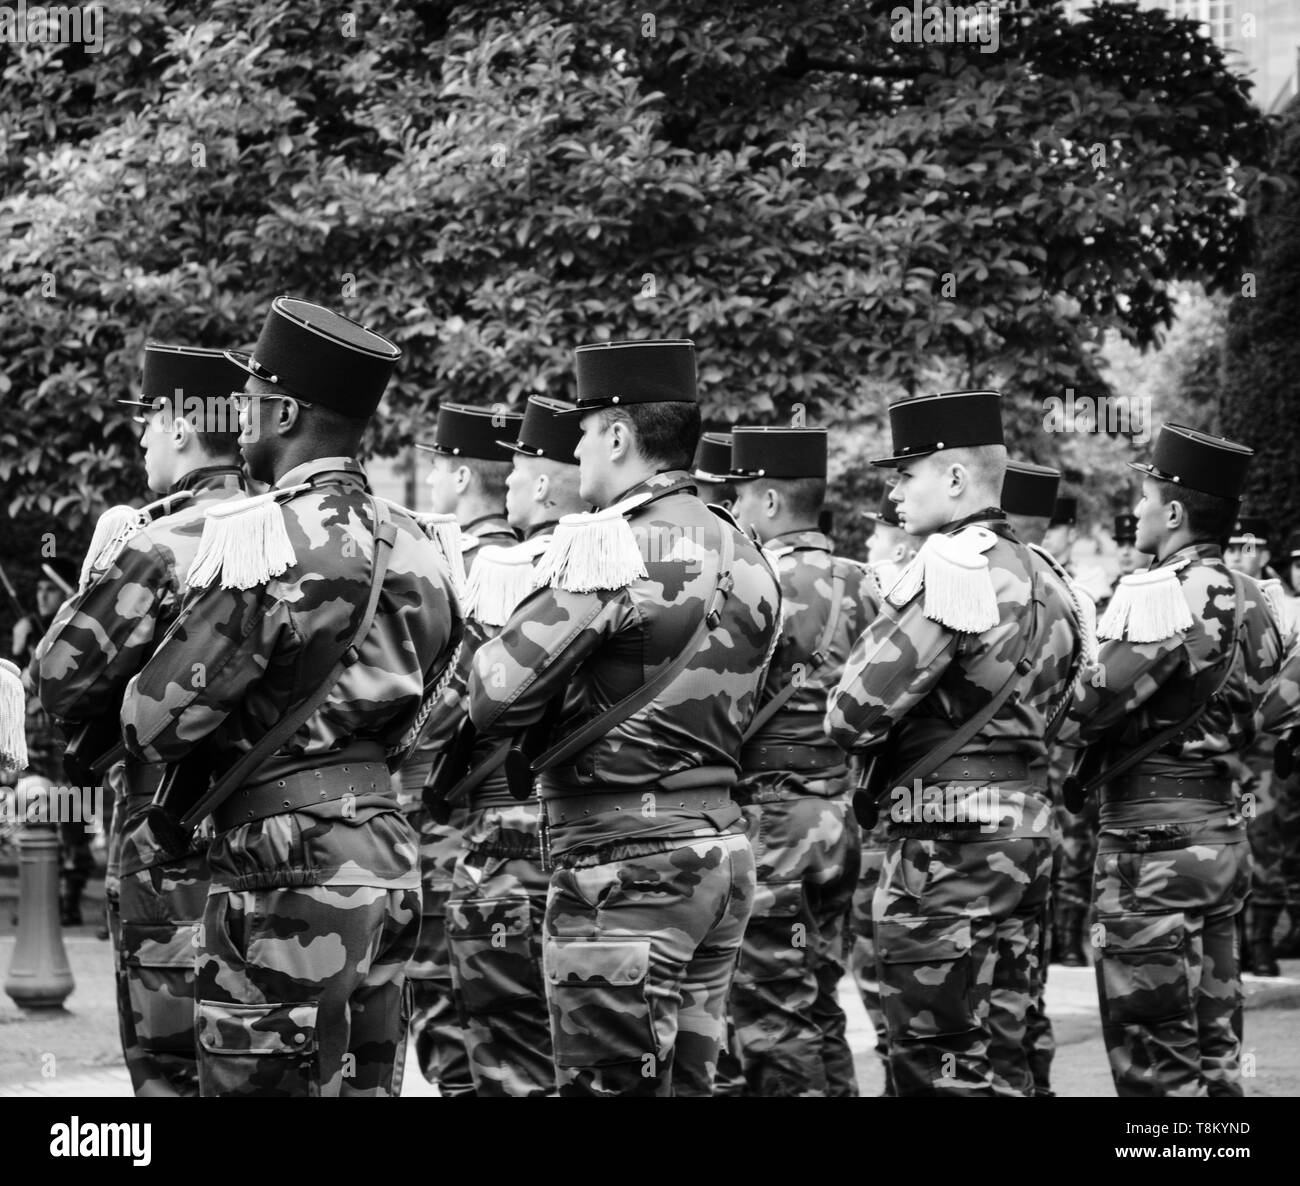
[179,496,397,829]
[531,519,736,775]
[742,566,846,743]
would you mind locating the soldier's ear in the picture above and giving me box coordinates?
[1165,498,1185,530]
[607,420,632,462]
[763,487,778,518]
[453,464,471,494]
[534,472,550,504]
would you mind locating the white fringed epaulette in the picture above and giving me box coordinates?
[414,511,467,597]
[1097,565,1193,643]
[79,504,147,588]
[886,525,999,633]
[1260,578,1298,648]
[0,658,29,771]
[532,491,652,594]
[186,482,309,592]
[464,534,552,626]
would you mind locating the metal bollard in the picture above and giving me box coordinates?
[4,776,75,1008]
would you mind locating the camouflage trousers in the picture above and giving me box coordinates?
[115,806,210,1097]
[447,805,555,1097]
[1018,902,1056,1095]
[1241,745,1300,909]
[875,834,1053,1096]
[731,784,859,1096]
[544,831,756,1097]
[1051,799,1099,913]
[849,820,890,1088]
[1092,838,1250,1097]
[194,883,420,1097]
[407,807,474,1095]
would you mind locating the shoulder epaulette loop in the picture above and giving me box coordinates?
[463,535,550,627]
[1097,565,1192,643]
[1260,578,1297,647]
[0,658,28,771]
[887,526,999,633]
[185,483,309,591]
[532,492,651,594]
[79,504,148,587]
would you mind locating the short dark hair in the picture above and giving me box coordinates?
[768,476,827,518]
[1151,478,1238,542]
[599,402,701,471]
[301,402,368,457]
[696,477,737,506]
[464,456,512,504]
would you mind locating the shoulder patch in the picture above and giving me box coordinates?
[532,492,652,594]
[887,530,998,633]
[1097,565,1193,643]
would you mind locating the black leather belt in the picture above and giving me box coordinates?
[213,761,393,833]
[926,755,1029,783]
[542,780,735,826]
[739,743,844,774]
[1104,773,1234,805]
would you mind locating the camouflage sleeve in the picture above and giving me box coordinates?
[467,586,637,735]
[35,533,176,722]
[119,586,292,763]
[1057,635,1186,745]
[1259,642,1300,737]
[824,595,958,751]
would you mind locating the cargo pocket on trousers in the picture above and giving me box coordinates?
[448,895,541,1012]
[195,999,320,1097]
[544,938,656,1068]
[121,922,198,1055]
[1096,912,1191,1025]
[739,880,808,983]
[876,914,976,1039]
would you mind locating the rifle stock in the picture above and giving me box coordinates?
[423,717,479,825]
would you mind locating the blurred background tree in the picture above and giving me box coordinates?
[0,0,1277,603]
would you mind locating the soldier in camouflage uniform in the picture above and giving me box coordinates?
[725,426,877,1097]
[442,395,585,1096]
[467,340,781,1096]
[119,299,463,1097]
[827,391,1084,1097]
[848,491,917,1094]
[37,344,249,1095]
[1223,513,1291,975]
[404,401,521,1095]
[1059,425,1285,1096]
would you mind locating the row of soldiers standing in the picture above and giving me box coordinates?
[1,300,1295,1096]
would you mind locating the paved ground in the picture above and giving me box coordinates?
[2,929,1298,1097]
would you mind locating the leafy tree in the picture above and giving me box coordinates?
[0,0,1273,600]
[1219,97,1300,551]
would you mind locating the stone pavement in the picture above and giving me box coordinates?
[2,934,1298,1096]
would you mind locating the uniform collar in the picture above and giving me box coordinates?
[940,507,1007,535]
[606,469,694,509]
[274,456,367,491]
[1156,541,1222,570]
[464,512,515,537]
[525,520,558,540]
[767,528,831,553]
[169,464,245,496]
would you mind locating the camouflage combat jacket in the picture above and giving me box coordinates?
[119,456,464,891]
[1059,542,1285,843]
[400,512,518,801]
[37,466,246,729]
[467,470,782,860]
[741,530,879,785]
[826,512,1083,838]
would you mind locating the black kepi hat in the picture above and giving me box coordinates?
[692,432,733,483]
[566,339,697,414]
[1000,460,1061,520]
[120,343,248,415]
[1114,512,1138,545]
[873,390,1004,468]
[226,296,401,418]
[1050,496,1078,528]
[500,396,581,464]
[1127,423,1253,502]
[730,426,828,480]
[417,402,522,462]
[1228,514,1271,547]
[862,491,902,528]
[1287,529,1300,561]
